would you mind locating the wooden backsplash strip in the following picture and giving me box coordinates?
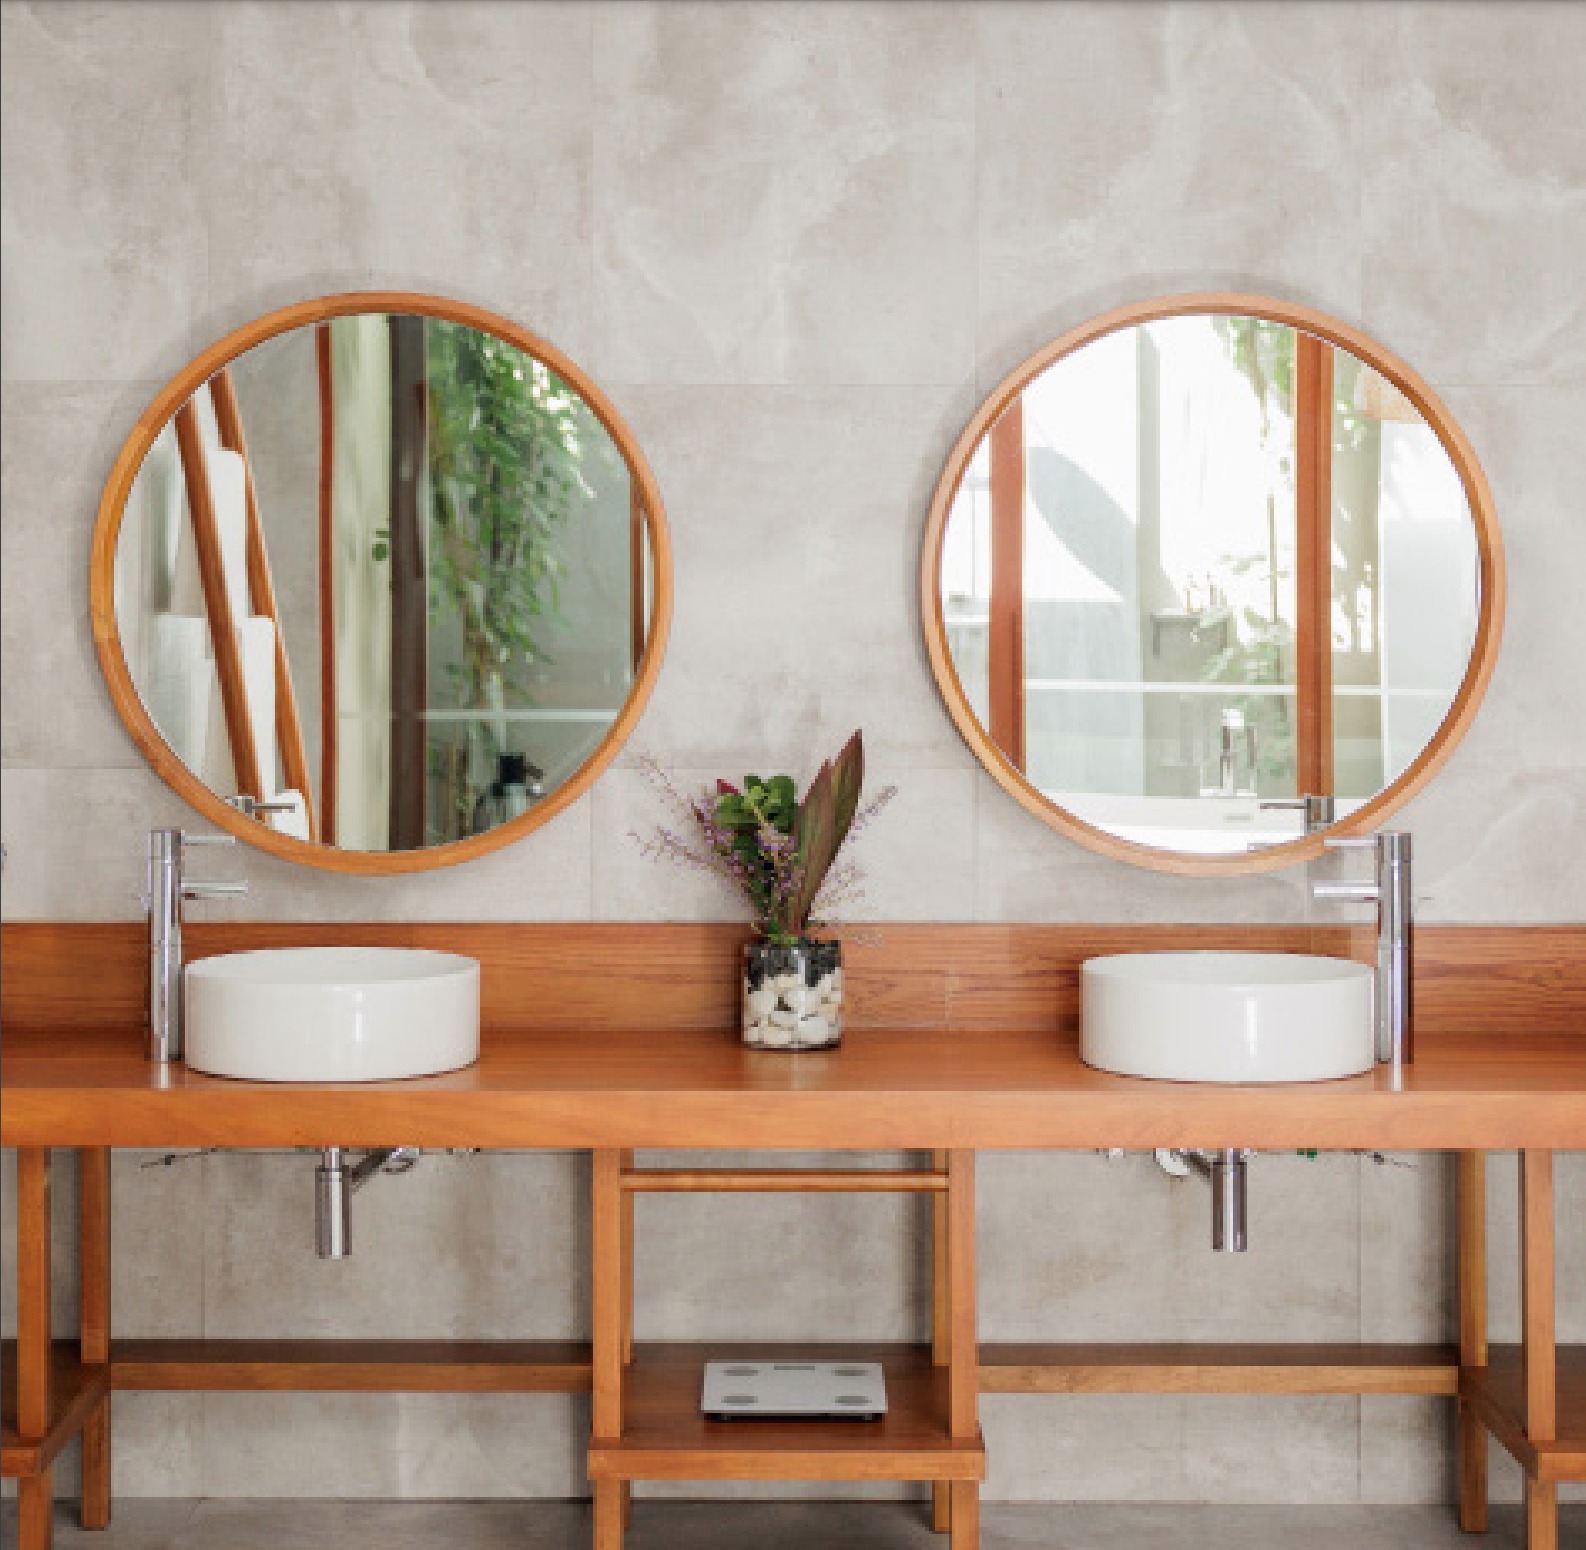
[2,921,1582,1039]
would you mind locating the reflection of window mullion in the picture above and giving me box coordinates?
[987,400,1026,771]
[1294,334,1335,797]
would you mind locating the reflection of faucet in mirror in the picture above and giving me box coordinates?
[1259,793,1337,835]
[1202,708,1258,798]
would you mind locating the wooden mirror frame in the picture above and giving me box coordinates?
[920,293,1505,876]
[91,291,673,875]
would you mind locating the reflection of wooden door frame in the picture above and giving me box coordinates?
[387,316,430,851]
[987,401,1026,769]
[316,324,338,846]
[208,369,319,841]
[172,374,319,838]
[173,400,265,802]
[985,343,1337,797]
[1294,334,1335,799]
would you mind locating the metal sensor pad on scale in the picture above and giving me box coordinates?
[700,1359,887,1420]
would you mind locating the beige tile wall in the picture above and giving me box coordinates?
[1,0,1581,1505]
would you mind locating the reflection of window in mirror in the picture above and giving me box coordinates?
[943,318,1477,844]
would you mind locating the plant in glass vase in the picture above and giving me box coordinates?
[634,731,895,1049]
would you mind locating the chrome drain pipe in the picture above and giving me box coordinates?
[315,1147,418,1259]
[1180,1148,1250,1253]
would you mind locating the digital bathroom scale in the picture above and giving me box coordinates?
[700,1359,887,1420]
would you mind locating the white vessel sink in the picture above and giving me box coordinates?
[185,947,480,1082]
[1081,951,1374,1084]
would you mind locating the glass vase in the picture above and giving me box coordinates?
[742,938,842,1050]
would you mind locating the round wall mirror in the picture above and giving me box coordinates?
[92,293,671,873]
[921,295,1504,873]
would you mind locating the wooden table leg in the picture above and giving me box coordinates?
[931,1149,951,1533]
[1521,1150,1557,1550]
[1457,1150,1488,1533]
[946,1151,979,1550]
[593,1481,625,1550]
[619,1147,635,1531]
[79,1147,112,1530]
[591,1150,625,1550]
[17,1147,54,1550]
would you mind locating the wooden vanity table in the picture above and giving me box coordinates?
[3,920,1583,1550]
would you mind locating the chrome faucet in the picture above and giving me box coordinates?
[1260,793,1336,834]
[1310,831,1414,1071]
[146,828,248,1065]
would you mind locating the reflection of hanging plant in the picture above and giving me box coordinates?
[424,321,608,702]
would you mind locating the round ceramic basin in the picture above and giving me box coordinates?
[185,947,480,1082]
[1080,951,1374,1084]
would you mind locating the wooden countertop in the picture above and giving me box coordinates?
[4,1023,1584,1151]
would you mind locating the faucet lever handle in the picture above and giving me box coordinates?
[182,880,249,900]
[181,832,237,848]
[1323,835,1379,850]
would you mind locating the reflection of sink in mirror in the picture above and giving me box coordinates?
[185,947,480,1082]
[1054,793,1367,854]
[1081,952,1374,1083]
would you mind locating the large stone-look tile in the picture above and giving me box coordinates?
[205,3,594,358]
[0,6,211,384]
[980,1151,1359,1343]
[976,2,1364,386]
[0,383,165,770]
[1359,3,1586,388]
[0,762,594,921]
[607,383,983,773]
[239,791,595,921]
[201,1151,586,1340]
[1423,383,1586,779]
[196,1392,588,1498]
[0,764,220,920]
[983,1394,1189,1501]
[634,1172,927,1344]
[1393,762,1586,923]
[1359,1397,1454,1506]
[592,2,976,386]
[113,1394,206,1500]
[1359,1152,1454,1344]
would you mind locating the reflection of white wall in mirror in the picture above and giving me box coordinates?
[1019,326,1144,795]
[940,439,991,729]
[1016,318,1301,808]
[328,315,394,850]
[1377,420,1478,783]
[1145,317,1295,633]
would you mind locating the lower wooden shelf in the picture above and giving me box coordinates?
[979,1342,1460,1396]
[1462,1344,1586,1484]
[1,1340,110,1479]
[111,1339,592,1393]
[588,1344,985,1483]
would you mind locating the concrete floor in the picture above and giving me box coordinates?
[2,1500,1581,1549]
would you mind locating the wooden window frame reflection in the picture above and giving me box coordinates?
[90,292,673,876]
[922,293,1505,877]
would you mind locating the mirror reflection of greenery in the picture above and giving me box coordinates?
[388,320,622,840]
[1205,321,1378,787]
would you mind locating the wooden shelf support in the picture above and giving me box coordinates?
[1522,1150,1559,1550]
[1457,1150,1489,1532]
